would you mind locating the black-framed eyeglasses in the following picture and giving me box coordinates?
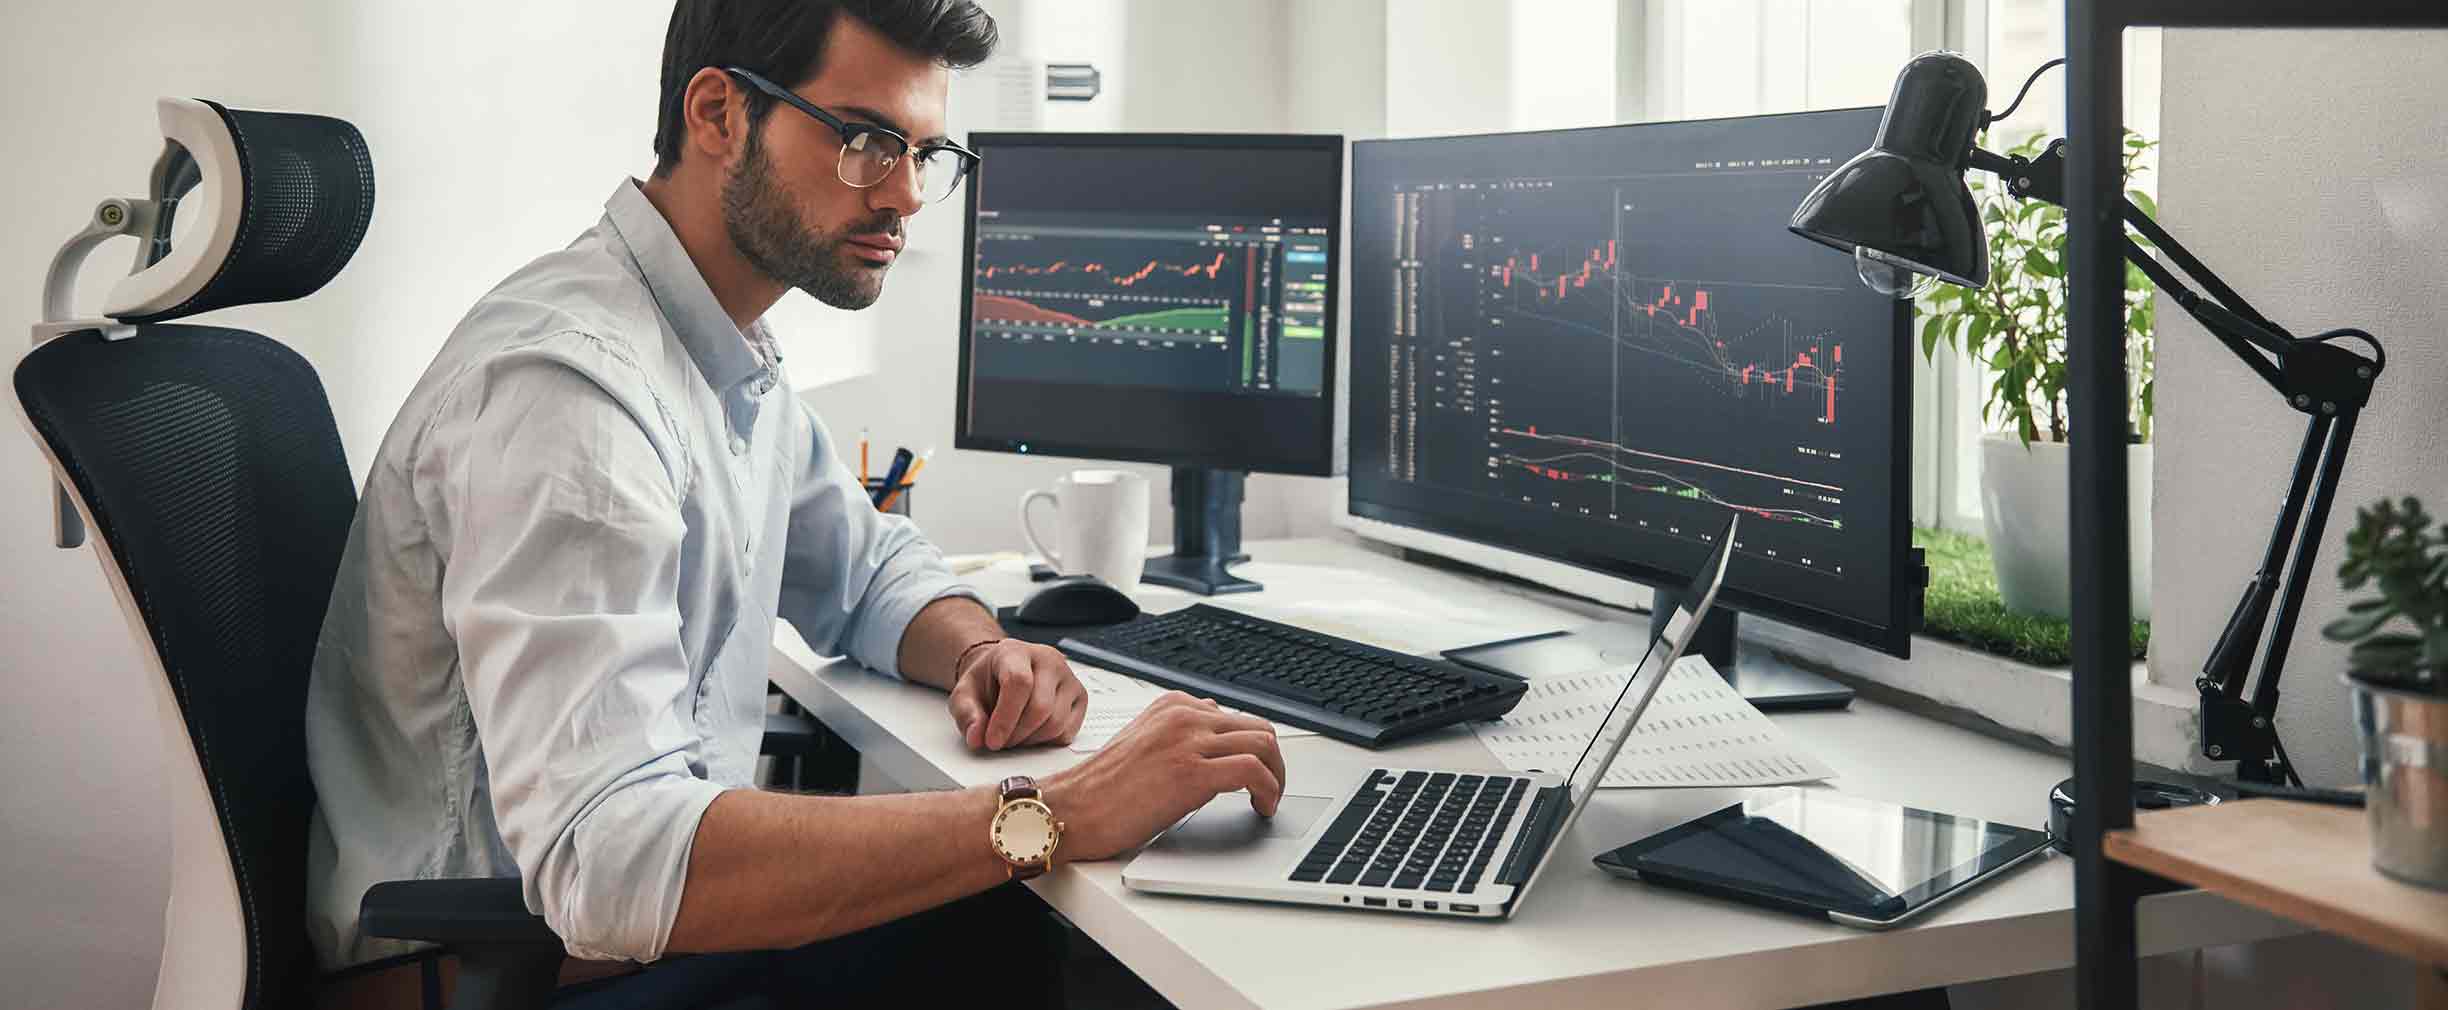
[721,66,979,204]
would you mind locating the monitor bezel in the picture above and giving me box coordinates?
[953,131,1345,477]
[1344,108,1919,658]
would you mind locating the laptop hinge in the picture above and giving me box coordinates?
[1495,786,1571,886]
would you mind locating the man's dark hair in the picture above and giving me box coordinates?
[652,0,998,176]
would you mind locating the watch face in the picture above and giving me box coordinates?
[994,798,1058,864]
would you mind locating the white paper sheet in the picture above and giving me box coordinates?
[1472,656,1837,788]
[1067,667,1319,752]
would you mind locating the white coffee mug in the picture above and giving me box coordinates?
[1019,469,1151,589]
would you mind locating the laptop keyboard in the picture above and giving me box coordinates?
[1289,769,1530,894]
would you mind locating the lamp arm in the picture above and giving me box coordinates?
[2117,235,2289,394]
[2119,205,2280,337]
[1970,141,2298,393]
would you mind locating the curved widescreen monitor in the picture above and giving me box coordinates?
[955,133,1342,476]
[1347,109,1918,656]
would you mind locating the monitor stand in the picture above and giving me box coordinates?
[1443,588,1854,711]
[1140,467,1260,596]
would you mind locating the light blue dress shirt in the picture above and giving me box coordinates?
[304,180,978,968]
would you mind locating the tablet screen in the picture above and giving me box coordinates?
[1615,789,2048,918]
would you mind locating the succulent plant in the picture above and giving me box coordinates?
[2322,496,2448,691]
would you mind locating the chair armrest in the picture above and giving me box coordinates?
[761,709,824,757]
[361,877,559,947]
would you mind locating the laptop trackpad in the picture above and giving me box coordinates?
[1156,793,1335,853]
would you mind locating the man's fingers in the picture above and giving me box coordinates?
[948,681,989,750]
[1010,676,1062,746]
[1018,650,1086,743]
[1206,752,1284,816]
[1021,676,1086,746]
[983,660,1033,749]
[1013,648,1075,744]
[1056,685,1089,744]
[1196,706,1275,737]
[1199,729,1287,795]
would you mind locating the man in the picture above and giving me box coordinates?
[304,0,1285,1002]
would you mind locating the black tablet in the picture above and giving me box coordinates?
[1594,789,2052,929]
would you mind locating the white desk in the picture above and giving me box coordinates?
[769,537,2298,1010]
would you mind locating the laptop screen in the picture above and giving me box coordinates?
[1560,514,1739,811]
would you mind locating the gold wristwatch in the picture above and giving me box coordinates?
[990,775,1062,880]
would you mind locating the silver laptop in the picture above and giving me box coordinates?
[1123,513,1741,919]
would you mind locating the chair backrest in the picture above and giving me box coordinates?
[15,100,371,1010]
[17,327,359,1010]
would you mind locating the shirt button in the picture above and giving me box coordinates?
[729,435,748,456]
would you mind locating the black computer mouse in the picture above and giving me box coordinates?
[1013,577,1142,626]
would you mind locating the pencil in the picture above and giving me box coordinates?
[859,427,870,485]
[898,449,933,487]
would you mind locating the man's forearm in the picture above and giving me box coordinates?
[666,785,1009,953]
[896,595,1003,691]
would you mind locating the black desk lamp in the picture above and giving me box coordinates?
[1788,52,2385,787]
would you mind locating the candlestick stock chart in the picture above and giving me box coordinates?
[1382,164,1900,583]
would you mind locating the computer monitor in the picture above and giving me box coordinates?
[956,132,1343,594]
[1347,109,1922,709]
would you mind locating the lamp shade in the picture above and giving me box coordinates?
[1789,51,1991,289]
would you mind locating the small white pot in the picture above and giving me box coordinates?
[1977,435,2153,622]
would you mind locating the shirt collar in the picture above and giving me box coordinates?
[602,179,777,397]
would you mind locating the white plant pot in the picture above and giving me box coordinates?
[1977,435,2153,622]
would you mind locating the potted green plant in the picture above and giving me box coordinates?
[2320,496,2448,890]
[1914,130,2158,620]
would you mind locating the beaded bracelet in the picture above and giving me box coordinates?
[952,637,1007,684]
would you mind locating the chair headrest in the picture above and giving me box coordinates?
[105,98,374,324]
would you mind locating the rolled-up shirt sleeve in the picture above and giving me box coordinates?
[777,400,980,679]
[423,340,725,962]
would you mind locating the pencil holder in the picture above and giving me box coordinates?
[864,478,913,516]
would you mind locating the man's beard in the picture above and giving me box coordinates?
[721,124,900,310]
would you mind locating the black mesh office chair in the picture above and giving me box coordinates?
[17,98,821,1010]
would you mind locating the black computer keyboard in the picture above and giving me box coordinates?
[1291,770,1531,894]
[1057,604,1527,748]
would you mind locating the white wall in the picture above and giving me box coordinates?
[1385,0,1514,137]
[2150,28,2448,787]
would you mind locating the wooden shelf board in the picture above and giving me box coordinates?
[2104,799,2448,967]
